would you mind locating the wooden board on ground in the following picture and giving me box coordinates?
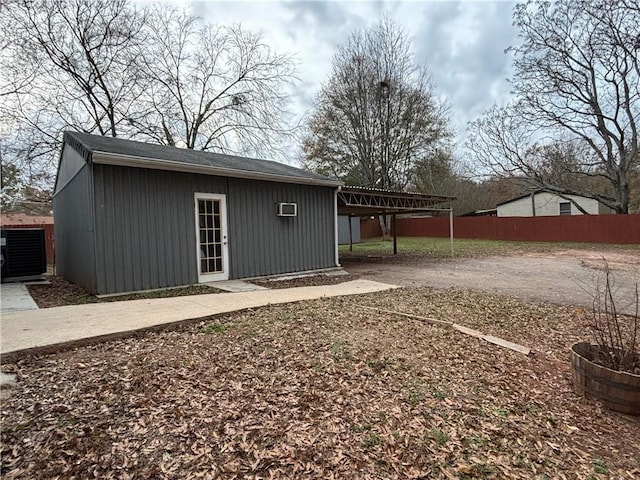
[452,324,531,355]
[363,306,531,356]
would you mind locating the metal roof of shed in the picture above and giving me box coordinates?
[63,131,342,187]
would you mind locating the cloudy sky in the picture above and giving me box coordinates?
[180,0,520,161]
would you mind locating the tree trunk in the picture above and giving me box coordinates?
[378,214,391,240]
[618,178,630,214]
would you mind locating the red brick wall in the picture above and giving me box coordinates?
[2,224,55,262]
[362,215,640,245]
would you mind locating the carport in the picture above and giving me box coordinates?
[336,186,455,255]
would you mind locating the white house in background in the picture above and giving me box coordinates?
[496,190,615,217]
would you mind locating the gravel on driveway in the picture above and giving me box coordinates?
[343,248,640,315]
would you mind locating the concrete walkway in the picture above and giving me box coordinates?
[0,283,40,313]
[0,279,397,360]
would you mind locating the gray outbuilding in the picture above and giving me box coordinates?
[54,132,342,295]
[337,216,361,245]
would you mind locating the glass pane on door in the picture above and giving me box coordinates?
[198,199,224,274]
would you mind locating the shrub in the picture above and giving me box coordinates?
[587,263,639,374]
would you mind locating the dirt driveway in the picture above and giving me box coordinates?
[343,249,640,315]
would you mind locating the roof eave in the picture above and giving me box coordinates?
[91,151,343,188]
[496,190,592,207]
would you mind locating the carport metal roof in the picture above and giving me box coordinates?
[336,186,456,255]
[337,186,454,216]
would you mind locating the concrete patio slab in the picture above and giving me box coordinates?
[204,280,268,292]
[0,283,39,313]
[0,279,397,361]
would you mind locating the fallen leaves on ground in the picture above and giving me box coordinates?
[26,277,222,308]
[2,287,639,479]
[253,274,357,290]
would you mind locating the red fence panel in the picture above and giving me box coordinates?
[360,218,383,239]
[391,215,640,245]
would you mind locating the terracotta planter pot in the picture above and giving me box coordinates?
[570,342,640,415]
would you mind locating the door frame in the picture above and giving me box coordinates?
[194,192,229,283]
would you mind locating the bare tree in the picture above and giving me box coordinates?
[302,18,451,234]
[1,1,297,203]
[133,8,296,156]
[0,19,38,98]
[467,0,639,214]
[2,0,147,136]
[467,106,616,214]
[0,0,147,187]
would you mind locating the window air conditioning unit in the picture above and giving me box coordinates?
[276,203,297,217]
[1,228,47,282]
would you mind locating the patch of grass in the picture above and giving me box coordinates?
[593,459,608,474]
[339,236,639,260]
[429,385,446,400]
[404,386,424,407]
[203,323,226,334]
[526,403,539,414]
[272,310,298,324]
[328,340,355,363]
[363,432,384,449]
[431,390,446,400]
[475,406,489,417]
[329,340,348,361]
[352,423,370,433]
[546,416,558,428]
[425,428,449,446]
[495,407,509,418]
[467,435,487,447]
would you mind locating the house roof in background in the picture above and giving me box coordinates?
[0,214,54,226]
[496,189,593,207]
[63,131,342,187]
[459,208,497,217]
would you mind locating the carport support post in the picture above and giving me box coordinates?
[348,215,353,252]
[392,213,398,255]
[449,208,454,257]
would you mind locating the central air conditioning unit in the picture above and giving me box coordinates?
[276,203,297,217]
[1,228,47,282]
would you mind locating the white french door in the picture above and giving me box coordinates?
[194,193,228,282]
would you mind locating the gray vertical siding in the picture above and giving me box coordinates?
[53,156,97,293]
[227,178,336,278]
[92,165,335,294]
[93,165,227,294]
[338,216,361,245]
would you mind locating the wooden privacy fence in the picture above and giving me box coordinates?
[360,217,385,239]
[361,215,640,245]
